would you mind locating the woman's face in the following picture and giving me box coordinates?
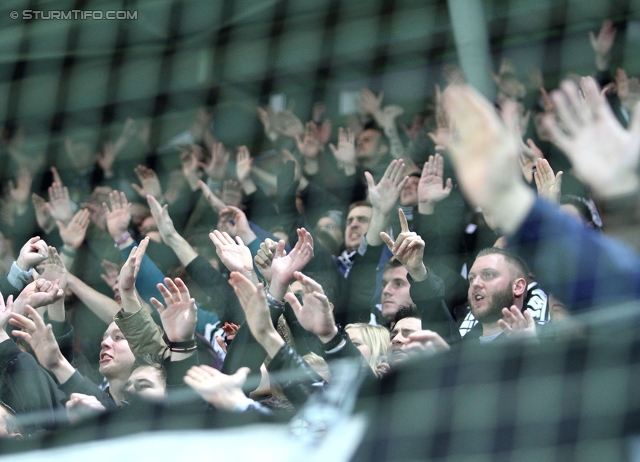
[346,328,372,363]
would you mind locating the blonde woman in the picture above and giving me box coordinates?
[345,323,389,376]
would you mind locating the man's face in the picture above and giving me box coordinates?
[400,176,419,206]
[467,254,516,324]
[112,279,121,305]
[381,265,413,321]
[388,317,421,367]
[99,323,135,380]
[124,366,166,402]
[356,129,385,160]
[344,205,372,252]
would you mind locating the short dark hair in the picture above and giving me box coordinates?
[133,354,167,382]
[348,201,372,213]
[475,247,529,282]
[361,121,390,151]
[393,304,421,324]
[384,258,404,273]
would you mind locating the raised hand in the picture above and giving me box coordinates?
[16,236,49,271]
[32,193,55,233]
[375,105,404,132]
[102,191,132,241]
[150,277,197,342]
[534,158,563,203]
[253,238,278,284]
[236,146,253,183]
[615,68,640,114]
[329,127,356,167]
[221,179,243,207]
[96,141,117,177]
[269,228,314,300]
[589,19,617,71]
[405,330,450,355]
[47,182,73,225]
[131,165,163,200]
[13,279,64,316]
[57,209,91,251]
[543,77,640,198]
[147,194,177,244]
[10,305,70,374]
[418,154,453,214]
[257,106,277,140]
[365,159,408,216]
[284,271,336,343]
[100,259,120,289]
[37,247,68,291]
[0,292,14,337]
[427,85,451,150]
[180,146,202,191]
[8,167,33,212]
[274,109,304,138]
[217,206,256,244]
[66,393,107,424]
[497,305,538,341]
[209,230,254,276]
[228,271,283,356]
[189,107,213,142]
[118,236,150,295]
[403,114,426,141]
[184,365,251,412]
[380,208,427,281]
[442,85,533,235]
[200,142,229,181]
[360,88,384,115]
[198,180,226,213]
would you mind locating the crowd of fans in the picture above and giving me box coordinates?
[0,18,638,448]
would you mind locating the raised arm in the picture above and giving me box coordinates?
[443,84,535,234]
[0,292,69,431]
[543,77,640,200]
[150,277,198,362]
[364,159,408,246]
[267,228,314,302]
[417,154,453,216]
[67,273,120,324]
[13,279,64,318]
[236,145,257,195]
[228,272,283,358]
[210,230,259,285]
[56,209,91,268]
[380,209,428,282]
[10,305,75,386]
[284,271,337,344]
[35,247,68,322]
[117,237,150,314]
[361,88,405,159]
[147,194,197,267]
[589,19,617,72]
